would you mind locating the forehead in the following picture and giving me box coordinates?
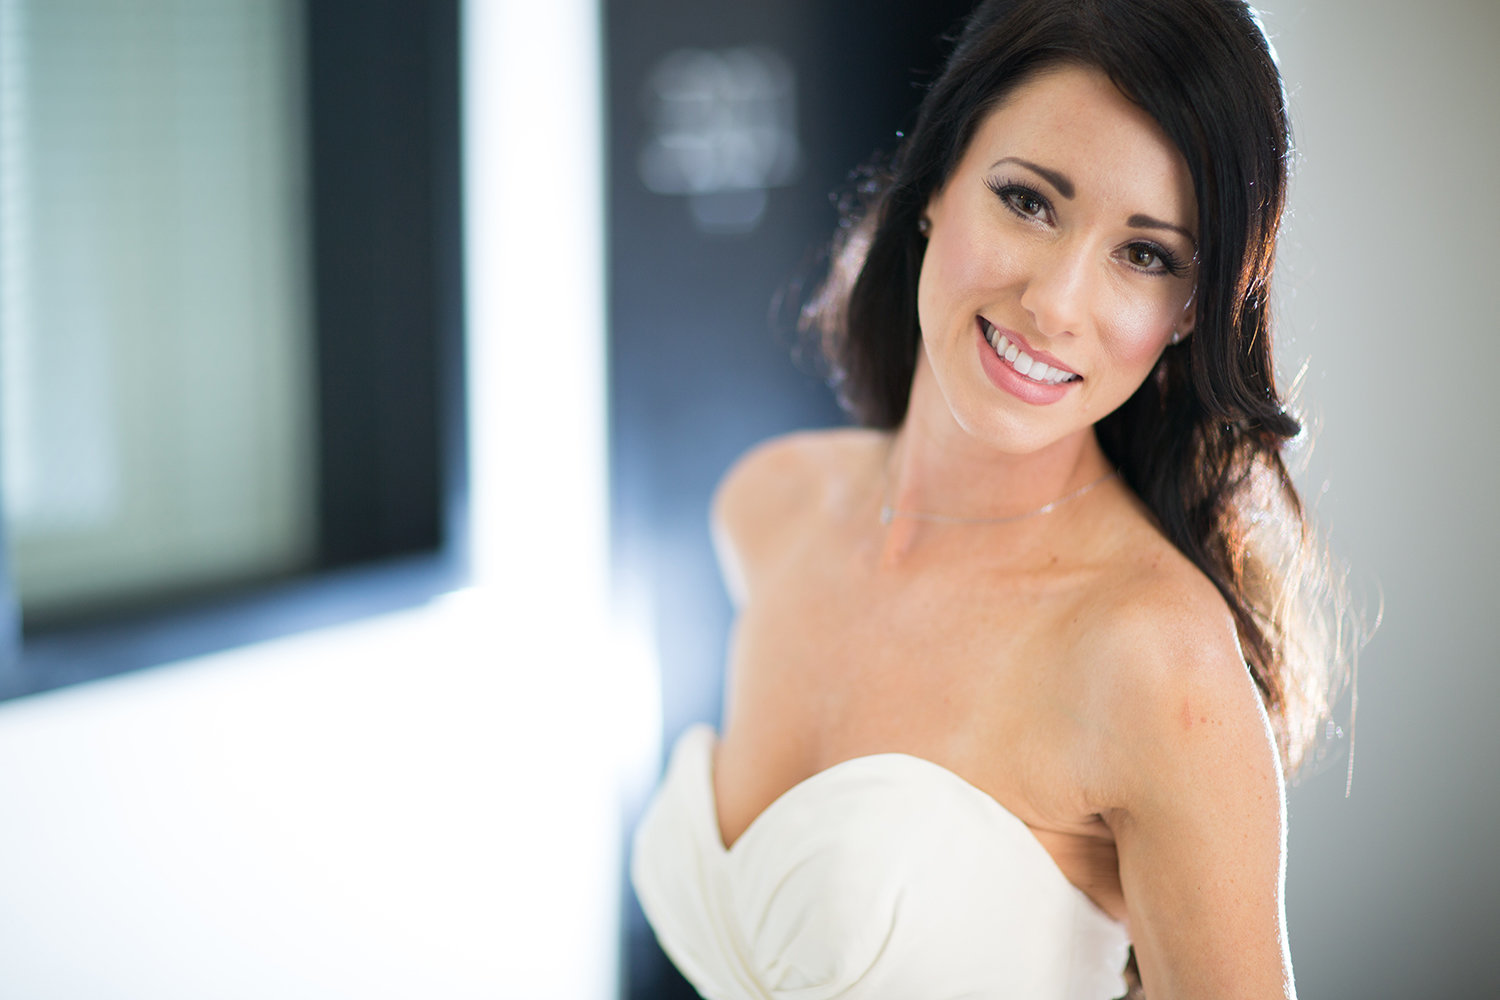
[962,63,1198,229]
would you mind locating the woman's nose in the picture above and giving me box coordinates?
[1018,241,1092,339]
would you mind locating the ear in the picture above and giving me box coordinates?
[921,183,952,238]
[1173,290,1198,344]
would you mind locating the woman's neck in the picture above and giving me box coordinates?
[875,355,1116,553]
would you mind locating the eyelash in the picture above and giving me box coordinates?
[982,177,1191,278]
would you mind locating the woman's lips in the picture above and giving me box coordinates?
[975,320,1080,405]
[979,318,1080,383]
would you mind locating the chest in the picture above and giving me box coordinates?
[728,533,1080,745]
[713,533,1129,920]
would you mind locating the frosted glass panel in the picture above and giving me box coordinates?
[0,0,314,618]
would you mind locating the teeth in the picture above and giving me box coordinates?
[982,322,1079,385]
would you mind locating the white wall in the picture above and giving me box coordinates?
[1270,2,1500,995]
[0,597,622,1000]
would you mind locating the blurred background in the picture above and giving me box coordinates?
[0,0,1493,998]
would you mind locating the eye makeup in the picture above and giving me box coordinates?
[983,175,1194,278]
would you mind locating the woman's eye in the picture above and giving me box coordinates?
[1006,189,1046,218]
[987,179,1050,221]
[1127,245,1161,269]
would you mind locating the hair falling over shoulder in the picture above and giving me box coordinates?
[802,0,1368,782]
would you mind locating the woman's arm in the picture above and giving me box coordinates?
[1100,595,1295,999]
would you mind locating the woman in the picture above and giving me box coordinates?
[633,1,1342,997]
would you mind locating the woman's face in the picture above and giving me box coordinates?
[916,63,1199,454]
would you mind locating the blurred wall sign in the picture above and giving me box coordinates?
[638,46,800,235]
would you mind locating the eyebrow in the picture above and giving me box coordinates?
[991,156,1073,198]
[1127,214,1198,250]
[991,156,1199,250]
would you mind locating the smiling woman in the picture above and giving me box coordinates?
[916,66,1201,450]
[631,1,1348,998]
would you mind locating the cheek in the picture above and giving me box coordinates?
[1096,285,1188,369]
[917,229,1027,327]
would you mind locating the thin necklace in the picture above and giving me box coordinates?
[879,468,1118,526]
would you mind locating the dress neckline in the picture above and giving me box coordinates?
[686,723,1124,926]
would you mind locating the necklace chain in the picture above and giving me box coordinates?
[879,469,1118,526]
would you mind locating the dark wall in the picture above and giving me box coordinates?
[605,2,975,995]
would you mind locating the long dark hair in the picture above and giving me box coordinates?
[807,0,1348,776]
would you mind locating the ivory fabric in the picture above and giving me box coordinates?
[631,723,1131,1000]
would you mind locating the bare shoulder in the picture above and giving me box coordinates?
[1076,530,1280,803]
[710,426,885,606]
[1074,525,1292,996]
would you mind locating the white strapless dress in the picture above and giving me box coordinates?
[631,724,1131,1000]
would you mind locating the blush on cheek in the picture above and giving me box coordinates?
[925,231,1028,309]
[1102,302,1178,366]
[950,234,1024,289]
